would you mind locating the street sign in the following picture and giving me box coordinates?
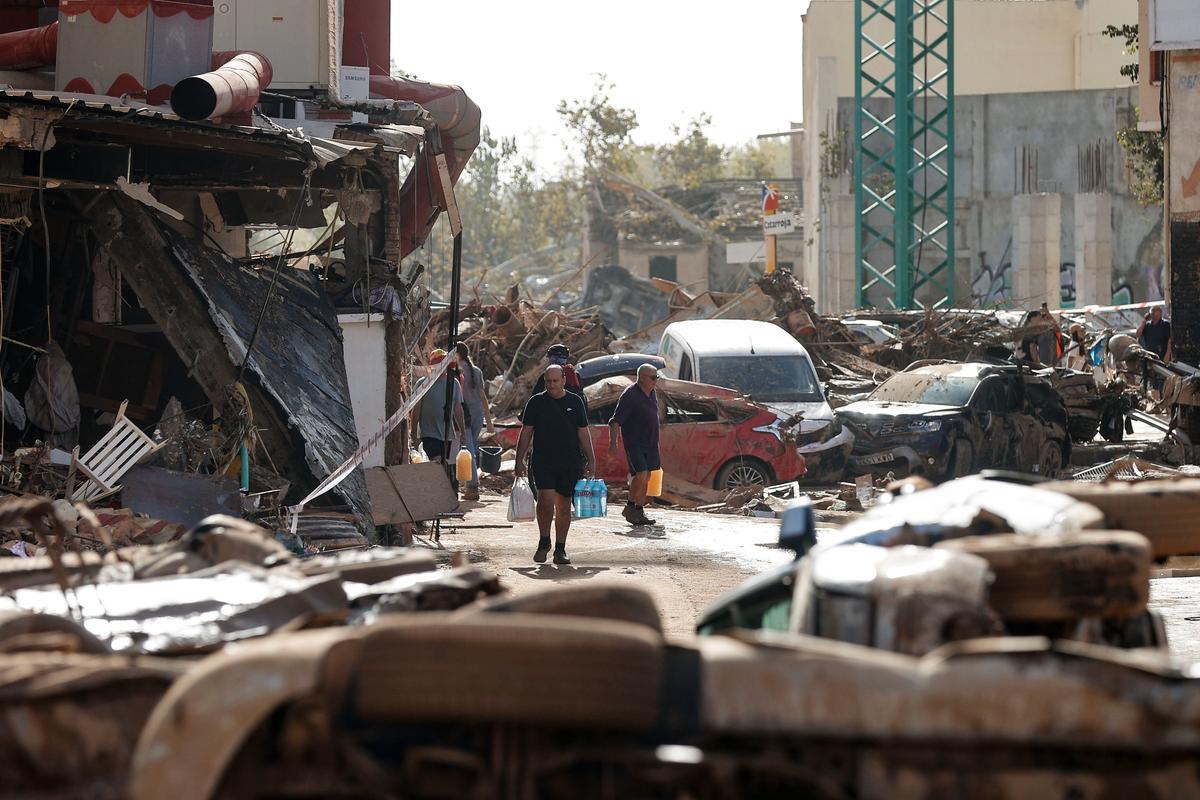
[762,213,795,235]
[726,241,766,263]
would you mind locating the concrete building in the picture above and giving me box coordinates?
[801,0,1160,312]
[1140,0,1198,363]
[611,179,806,294]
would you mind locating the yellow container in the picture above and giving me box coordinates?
[647,468,664,497]
[456,448,474,481]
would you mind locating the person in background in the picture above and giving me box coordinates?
[531,343,584,399]
[515,365,595,565]
[1138,305,1173,397]
[455,342,493,501]
[1064,324,1090,371]
[1138,306,1173,362]
[411,349,464,491]
[1018,310,1040,363]
[1034,303,1061,367]
[609,364,662,527]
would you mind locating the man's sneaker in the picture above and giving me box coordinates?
[534,537,551,563]
[621,503,639,524]
[553,548,572,565]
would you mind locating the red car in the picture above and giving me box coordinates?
[495,376,806,490]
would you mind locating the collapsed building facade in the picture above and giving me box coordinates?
[0,0,479,534]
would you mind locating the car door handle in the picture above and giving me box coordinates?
[701,431,725,438]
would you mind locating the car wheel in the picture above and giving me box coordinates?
[1039,441,1063,479]
[950,439,974,479]
[715,458,773,490]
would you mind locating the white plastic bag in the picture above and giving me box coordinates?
[507,477,536,522]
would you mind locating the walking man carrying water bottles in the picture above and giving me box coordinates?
[609,364,662,526]
[515,365,596,564]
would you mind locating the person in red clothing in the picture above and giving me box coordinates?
[530,344,583,397]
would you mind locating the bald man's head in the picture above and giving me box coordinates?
[637,363,659,392]
[544,364,566,396]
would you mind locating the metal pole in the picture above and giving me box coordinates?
[944,0,956,306]
[440,232,463,468]
[895,0,914,309]
[854,0,865,308]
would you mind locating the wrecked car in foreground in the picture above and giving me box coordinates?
[837,362,1071,480]
[697,474,1168,653]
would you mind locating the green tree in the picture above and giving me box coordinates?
[1102,23,1163,206]
[556,74,640,176]
[656,114,726,188]
[420,128,582,289]
[725,138,790,179]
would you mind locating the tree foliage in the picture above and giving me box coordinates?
[655,114,726,188]
[556,74,640,177]
[414,75,795,290]
[1102,23,1163,206]
[434,129,583,282]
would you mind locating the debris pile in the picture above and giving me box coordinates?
[439,289,613,415]
[753,271,894,401]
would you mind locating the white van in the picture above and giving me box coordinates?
[658,319,853,480]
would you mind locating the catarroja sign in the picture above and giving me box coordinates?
[763,213,795,235]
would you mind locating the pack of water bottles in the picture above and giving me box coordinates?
[572,478,609,519]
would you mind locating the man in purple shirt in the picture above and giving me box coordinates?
[609,364,661,526]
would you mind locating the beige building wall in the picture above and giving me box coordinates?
[618,243,710,293]
[800,0,1137,312]
[802,0,1137,106]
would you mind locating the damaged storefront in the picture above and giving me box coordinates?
[0,88,453,538]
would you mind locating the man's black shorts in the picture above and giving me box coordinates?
[626,446,661,475]
[531,460,582,498]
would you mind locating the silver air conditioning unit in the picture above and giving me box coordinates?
[212,0,340,93]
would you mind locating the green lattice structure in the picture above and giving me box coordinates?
[854,0,954,309]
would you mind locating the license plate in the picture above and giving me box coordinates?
[854,452,895,466]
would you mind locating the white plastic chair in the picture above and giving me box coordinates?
[67,400,168,502]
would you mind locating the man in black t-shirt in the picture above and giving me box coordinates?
[515,365,596,565]
[1138,306,1173,361]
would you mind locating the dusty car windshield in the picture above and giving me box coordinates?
[698,356,823,402]
[868,372,978,406]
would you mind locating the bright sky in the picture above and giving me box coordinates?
[391,0,805,172]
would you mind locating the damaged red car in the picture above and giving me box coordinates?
[495,376,806,489]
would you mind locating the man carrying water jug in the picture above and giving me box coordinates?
[515,365,596,565]
[609,364,661,527]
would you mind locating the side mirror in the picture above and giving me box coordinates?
[778,499,816,560]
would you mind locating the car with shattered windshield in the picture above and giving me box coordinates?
[836,362,1070,480]
[658,319,852,481]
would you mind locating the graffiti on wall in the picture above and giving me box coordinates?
[971,227,1164,308]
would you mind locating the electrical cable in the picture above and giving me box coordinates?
[237,170,313,383]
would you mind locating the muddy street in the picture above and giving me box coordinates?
[432,491,1200,655]
[429,492,796,637]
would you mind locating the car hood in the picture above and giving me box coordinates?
[770,400,835,433]
[837,401,962,419]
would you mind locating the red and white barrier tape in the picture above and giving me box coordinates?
[289,355,454,532]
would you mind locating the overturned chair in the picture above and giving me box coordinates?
[67,400,167,503]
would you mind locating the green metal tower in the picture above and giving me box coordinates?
[854,0,954,309]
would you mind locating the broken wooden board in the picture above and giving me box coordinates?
[937,531,1151,621]
[1042,478,1200,558]
[366,462,459,525]
[121,465,241,529]
[660,473,726,509]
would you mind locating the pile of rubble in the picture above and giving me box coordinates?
[433,288,612,416]
[4,471,1200,797]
